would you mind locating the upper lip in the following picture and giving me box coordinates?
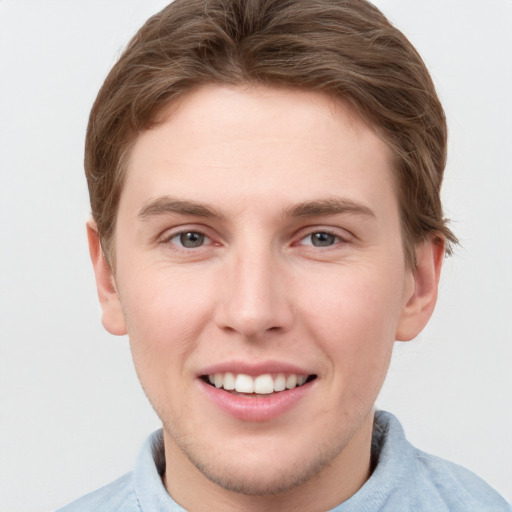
[198,360,316,377]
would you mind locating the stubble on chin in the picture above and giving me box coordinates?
[161,418,356,498]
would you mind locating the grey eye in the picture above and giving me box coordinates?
[310,232,337,247]
[178,231,205,248]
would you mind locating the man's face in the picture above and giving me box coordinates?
[96,85,433,500]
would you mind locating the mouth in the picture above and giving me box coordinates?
[201,372,317,397]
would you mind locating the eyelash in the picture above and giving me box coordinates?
[297,230,348,248]
[160,227,350,252]
[161,230,214,250]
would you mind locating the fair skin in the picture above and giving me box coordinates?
[88,85,444,512]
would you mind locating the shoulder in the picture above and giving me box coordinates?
[375,411,510,512]
[56,472,140,512]
[411,449,511,512]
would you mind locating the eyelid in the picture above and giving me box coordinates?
[170,231,210,247]
[294,226,353,246]
[158,224,216,248]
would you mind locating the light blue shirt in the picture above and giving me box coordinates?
[57,411,511,511]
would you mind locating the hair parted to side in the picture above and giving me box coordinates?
[85,0,457,267]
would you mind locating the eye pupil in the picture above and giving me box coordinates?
[311,232,336,247]
[180,232,205,248]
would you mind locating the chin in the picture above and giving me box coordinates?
[194,458,328,496]
[173,431,345,497]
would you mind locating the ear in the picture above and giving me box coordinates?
[86,219,127,336]
[395,236,445,341]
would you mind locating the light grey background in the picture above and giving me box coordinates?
[1,1,511,511]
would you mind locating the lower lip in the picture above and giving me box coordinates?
[199,379,314,422]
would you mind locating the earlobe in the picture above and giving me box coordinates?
[86,219,127,336]
[395,236,445,342]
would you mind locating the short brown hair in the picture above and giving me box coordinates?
[85,0,457,266]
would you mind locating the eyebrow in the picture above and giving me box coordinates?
[283,197,376,219]
[137,195,375,221]
[138,197,225,220]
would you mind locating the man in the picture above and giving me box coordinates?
[58,0,510,510]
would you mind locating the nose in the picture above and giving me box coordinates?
[214,245,294,340]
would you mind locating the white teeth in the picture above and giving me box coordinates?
[223,372,236,390]
[274,373,286,392]
[254,374,274,394]
[285,374,297,389]
[297,375,307,386]
[235,374,254,393]
[207,372,310,393]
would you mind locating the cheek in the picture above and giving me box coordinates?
[118,269,214,371]
[302,268,403,375]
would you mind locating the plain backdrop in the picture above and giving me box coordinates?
[1,1,511,511]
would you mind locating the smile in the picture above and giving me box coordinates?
[200,370,317,421]
[204,372,317,395]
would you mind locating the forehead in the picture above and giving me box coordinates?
[121,85,397,222]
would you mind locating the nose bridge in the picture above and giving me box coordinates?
[216,239,291,338]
